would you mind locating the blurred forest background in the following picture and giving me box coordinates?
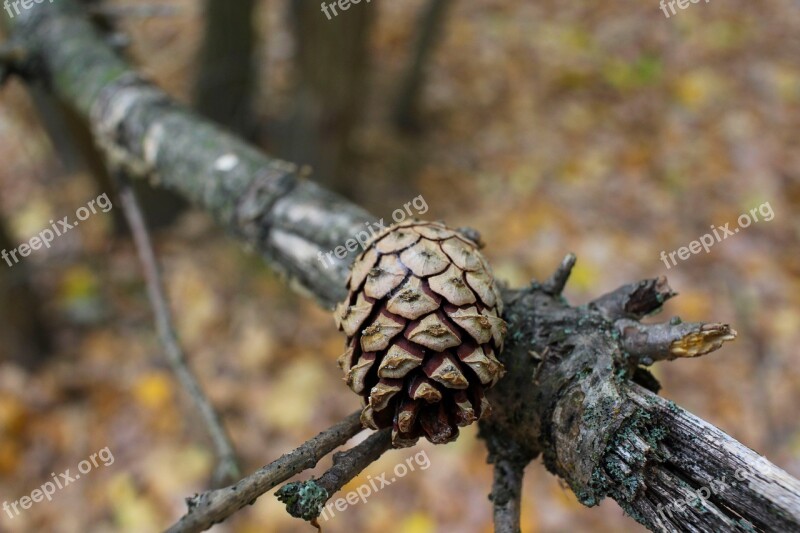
[0,0,799,531]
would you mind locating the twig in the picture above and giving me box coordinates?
[541,253,576,295]
[165,411,365,533]
[590,276,676,320]
[276,428,393,523]
[490,457,524,533]
[113,170,240,486]
[616,318,737,364]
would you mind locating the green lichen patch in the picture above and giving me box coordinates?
[276,480,329,521]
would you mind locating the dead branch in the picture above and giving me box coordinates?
[165,411,364,533]
[617,318,738,364]
[490,457,525,533]
[276,428,393,523]
[114,169,240,485]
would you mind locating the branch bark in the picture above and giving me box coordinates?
[490,457,524,533]
[2,1,372,309]
[482,268,799,532]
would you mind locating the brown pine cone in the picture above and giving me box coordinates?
[335,220,506,447]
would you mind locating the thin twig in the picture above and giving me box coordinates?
[617,318,737,364]
[542,252,576,295]
[276,428,393,523]
[491,457,524,533]
[165,411,365,533]
[113,170,240,486]
[589,276,676,320]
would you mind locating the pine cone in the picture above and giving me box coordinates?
[335,220,506,447]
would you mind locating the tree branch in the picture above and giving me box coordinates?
[276,428,393,523]
[617,318,737,364]
[114,169,240,486]
[2,1,372,309]
[541,252,576,295]
[614,384,800,531]
[484,273,800,532]
[165,411,364,533]
[590,276,676,320]
[490,457,524,533]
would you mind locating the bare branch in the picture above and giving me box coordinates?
[276,428,393,523]
[542,253,576,295]
[617,318,737,364]
[165,411,365,533]
[490,457,524,533]
[613,384,800,531]
[114,170,240,486]
[590,276,676,320]
[2,0,372,308]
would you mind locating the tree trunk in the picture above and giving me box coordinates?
[193,0,259,139]
[393,0,453,133]
[284,0,374,198]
